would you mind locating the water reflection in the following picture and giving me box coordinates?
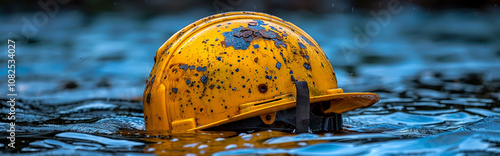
[215,116,500,155]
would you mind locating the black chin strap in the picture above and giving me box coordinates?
[295,81,310,133]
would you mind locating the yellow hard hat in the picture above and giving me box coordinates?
[143,11,380,133]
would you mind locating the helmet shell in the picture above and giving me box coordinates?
[143,12,379,131]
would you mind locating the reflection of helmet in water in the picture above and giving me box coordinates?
[143,11,380,133]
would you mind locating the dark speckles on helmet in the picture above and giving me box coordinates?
[186,79,191,85]
[201,75,208,83]
[304,63,311,70]
[179,64,188,70]
[150,75,156,86]
[272,38,286,48]
[197,66,207,72]
[280,52,287,64]
[146,92,151,103]
[172,88,178,93]
[275,62,281,70]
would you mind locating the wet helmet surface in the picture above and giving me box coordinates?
[143,11,380,132]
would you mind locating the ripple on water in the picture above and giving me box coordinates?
[412,102,446,107]
[347,112,482,127]
[456,116,500,133]
[10,117,145,134]
[56,132,144,147]
[439,99,488,106]
[465,108,500,117]
[416,89,449,99]
[409,109,459,115]
[264,133,398,144]
[96,117,145,130]
[59,101,117,114]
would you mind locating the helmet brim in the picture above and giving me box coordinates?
[188,92,380,131]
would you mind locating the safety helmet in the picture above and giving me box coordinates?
[143,11,380,133]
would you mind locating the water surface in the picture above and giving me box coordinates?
[1,8,500,155]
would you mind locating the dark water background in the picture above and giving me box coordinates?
[1,0,500,155]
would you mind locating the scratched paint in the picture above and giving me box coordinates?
[222,27,251,50]
[298,42,306,49]
[223,20,287,50]
[196,66,207,72]
[179,64,188,70]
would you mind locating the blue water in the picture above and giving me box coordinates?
[1,7,500,155]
